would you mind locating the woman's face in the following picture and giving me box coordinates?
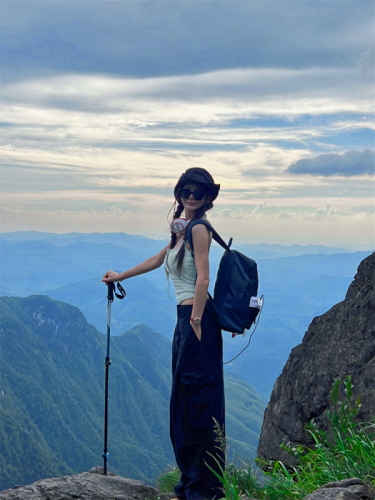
[180,183,209,213]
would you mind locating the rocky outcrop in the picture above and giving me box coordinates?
[0,467,172,500]
[304,478,375,500]
[257,252,375,465]
[2,470,373,500]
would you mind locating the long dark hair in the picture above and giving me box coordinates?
[170,188,214,272]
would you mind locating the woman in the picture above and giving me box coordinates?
[102,167,225,500]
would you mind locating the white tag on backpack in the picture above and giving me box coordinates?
[250,296,263,309]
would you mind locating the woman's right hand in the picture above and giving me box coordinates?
[102,271,119,283]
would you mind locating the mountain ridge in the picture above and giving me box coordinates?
[0,295,265,491]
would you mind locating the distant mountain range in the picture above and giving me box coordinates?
[1,230,354,258]
[0,231,169,253]
[0,231,372,400]
[0,295,265,491]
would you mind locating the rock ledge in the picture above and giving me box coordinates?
[0,467,171,500]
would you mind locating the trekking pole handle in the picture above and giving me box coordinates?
[107,282,115,302]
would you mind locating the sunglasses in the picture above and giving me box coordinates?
[180,188,206,200]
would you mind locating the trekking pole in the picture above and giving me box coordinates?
[103,281,126,475]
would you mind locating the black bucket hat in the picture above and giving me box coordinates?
[174,168,220,201]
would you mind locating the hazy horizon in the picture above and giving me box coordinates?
[1,228,373,252]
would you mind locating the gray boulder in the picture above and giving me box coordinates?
[304,478,375,500]
[304,489,359,500]
[257,252,375,466]
[0,467,172,500]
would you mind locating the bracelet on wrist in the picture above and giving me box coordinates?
[117,273,122,282]
[190,317,201,325]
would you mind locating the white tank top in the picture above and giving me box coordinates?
[164,241,196,305]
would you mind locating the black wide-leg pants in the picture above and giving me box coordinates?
[170,299,225,500]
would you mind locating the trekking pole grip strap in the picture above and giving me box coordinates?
[106,282,126,302]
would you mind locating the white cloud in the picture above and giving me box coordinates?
[2,0,374,85]
[1,68,374,245]
[3,67,374,119]
[208,203,374,221]
[277,211,294,220]
[287,149,375,177]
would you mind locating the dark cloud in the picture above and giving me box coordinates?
[286,149,375,177]
[1,1,373,83]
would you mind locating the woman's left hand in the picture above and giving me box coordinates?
[190,322,202,342]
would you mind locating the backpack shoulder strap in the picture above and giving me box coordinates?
[186,219,231,255]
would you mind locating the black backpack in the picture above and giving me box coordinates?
[186,219,262,336]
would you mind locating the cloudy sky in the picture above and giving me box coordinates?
[1,0,374,247]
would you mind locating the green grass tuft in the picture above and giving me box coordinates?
[257,375,375,499]
[157,376,375,500]
[156,464,181,493]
